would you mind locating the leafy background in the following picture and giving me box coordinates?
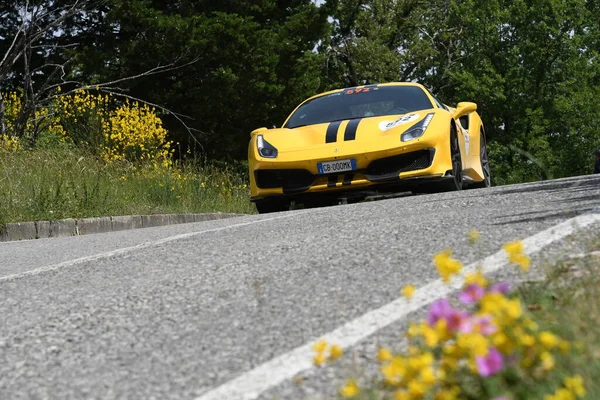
[1,0,599,185]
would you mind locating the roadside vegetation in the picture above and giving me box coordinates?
[0,90,254,225]
[315,234,600,399]
[2,1,600,190]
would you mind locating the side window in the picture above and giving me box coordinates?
[459,115,470,130]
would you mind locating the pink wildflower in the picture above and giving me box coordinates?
[427,298,468,332]
[459,284,485,304]
[476,347,504,377]
[460,314,497,335]
[490,282,511,294]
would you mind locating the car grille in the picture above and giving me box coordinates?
[255,169,314,191]
[366,149,434,181]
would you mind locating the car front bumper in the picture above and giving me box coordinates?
[249,136,453,201]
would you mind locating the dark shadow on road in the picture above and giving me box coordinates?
[489,175,600,226]
[493,208,597,226]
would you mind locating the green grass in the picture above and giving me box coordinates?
[330,237,600,400]
[517,239,600,399]
[0,148,256,224]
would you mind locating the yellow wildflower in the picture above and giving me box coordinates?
[520,334,536,347]
[464,269,488,288]
[540,351,555,371]
[433,249,463,283]
[382,357,406,386]
[329,345,344,361]
[564,375,586,398]
[421,323,440,348]
[340,379,359,398]
[394,390,410,400]
[539,332,559,350]
[312,339,327,354]
[503,240,531,271]
[511,253,531,271]
[402,284,416,298]
[377,347,393,362]
[503,240,523,253]
[408,379,427,398]
[558,340,571,353]
[544,388,576,400]
[434,386,461,400]
[420,366,437,386]
[506,298,522,320]
[407,323,420,338]
[313,352,326,367]
[457,332,489,357]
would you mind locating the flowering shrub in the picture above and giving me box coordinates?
[2,90,172,165]
[55,89,108,147]
[1,91,65,144]
[57,90,172,164]
[0,134,21,152]
[101,100,172,165]
[3,91,22,135]
[317,238,587,400]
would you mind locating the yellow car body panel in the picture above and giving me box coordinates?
[248,82,488,205]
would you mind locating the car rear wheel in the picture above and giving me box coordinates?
[255,198,289,214]
[469,131,491,189]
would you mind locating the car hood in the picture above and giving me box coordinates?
[260,110,439,153]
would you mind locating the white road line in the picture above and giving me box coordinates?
[196,209,600,400]
[0,212,307,283]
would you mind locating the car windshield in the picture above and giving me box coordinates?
[284,86,434,129]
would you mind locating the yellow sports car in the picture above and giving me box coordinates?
[248,82,490,213]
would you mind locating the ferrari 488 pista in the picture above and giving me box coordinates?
[248,82,491,213]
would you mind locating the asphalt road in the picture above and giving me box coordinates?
[1,175,599,400]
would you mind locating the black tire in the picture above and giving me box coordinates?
[437,124,464,192]
[469,130,491,189]
[255,198,289,214]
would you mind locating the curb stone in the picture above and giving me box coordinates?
[0,213,241,243]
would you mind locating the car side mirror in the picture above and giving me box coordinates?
[454,102,477,119]
[250,127,268,138]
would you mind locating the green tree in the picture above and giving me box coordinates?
[320,0,600,182]
[71,0,329,159]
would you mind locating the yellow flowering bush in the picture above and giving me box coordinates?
[55,89,108,147]
[2,90,172,165]
[57,90,172,164]
[0,133,21,152]
[3,91,21,134]
[318,238,587,400]
[1,91,64,144]
[101,100,173,165]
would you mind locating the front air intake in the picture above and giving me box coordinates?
[366,149,434,182]
[255,169,314,191]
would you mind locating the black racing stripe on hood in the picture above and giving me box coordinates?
[326,121,342,143]
[344,119,361,141]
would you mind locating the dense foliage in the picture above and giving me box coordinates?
[1,0,599,184]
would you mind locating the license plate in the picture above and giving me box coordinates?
[317,159,357,174]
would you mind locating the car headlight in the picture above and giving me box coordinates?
[401,113,435,142]
[257,135,278,158]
